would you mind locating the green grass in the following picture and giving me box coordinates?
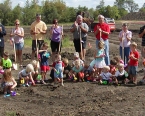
[24,35,73,48]
[6,111,16,116]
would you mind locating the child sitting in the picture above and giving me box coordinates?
[73,52,84,67]
[31,60,39,81]
[110,59,117,75]
[114,55,124,65]
[0,69,17,95]
[83,62,95,82]
[99,66,112,84]
[114,63,128,85]
[0,52,12,71]
[72,59,84,82]
[62,58,71,79]
[39,42,50,84]
[19,64,35,87]
[52,54,64,86]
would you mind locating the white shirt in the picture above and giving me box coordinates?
[119,30,132,47]
[73,58,84,66]
[19,69,31,77]
[115,70,125,77]
[100,72,112,80]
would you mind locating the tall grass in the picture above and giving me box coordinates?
[24,35,73,48]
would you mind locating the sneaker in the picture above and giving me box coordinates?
[41,80,46,84]
[25,83,30,87]
[61,83,64,86]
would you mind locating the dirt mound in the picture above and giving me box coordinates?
[121,11,145,20]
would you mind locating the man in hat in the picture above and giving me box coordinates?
[119,23,132,64]
[0,23,6,57]
[30,14,47,60]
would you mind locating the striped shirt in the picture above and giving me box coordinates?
[139,25,145,46]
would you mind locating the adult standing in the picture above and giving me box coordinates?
[30,14,47,60]
[119,23,132,64]
[94,15,110,65]
[10,19,24,66]
[50,19,63,61]
[0,22,6,57]
[139,25,145,58]
[70,15,89,61]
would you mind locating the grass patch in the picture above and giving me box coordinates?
[24,35,73,48]
[6,111,16,116]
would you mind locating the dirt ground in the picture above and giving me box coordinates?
[1,22,145,116]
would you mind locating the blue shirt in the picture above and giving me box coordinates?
[39,51,50,66]
[0,24,6,47]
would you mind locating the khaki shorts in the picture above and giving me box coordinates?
[141,46,145,58]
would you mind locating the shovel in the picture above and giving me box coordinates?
[35,26,39,59]
[58,25,63,54]
[13,43,18,70]
[79,27,83,60]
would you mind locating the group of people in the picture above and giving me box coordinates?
[0,12,145,96]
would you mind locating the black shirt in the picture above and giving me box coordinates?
[139,25,145,46]
[0,24,6,47]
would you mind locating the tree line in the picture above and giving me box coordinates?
[0,0,145,26]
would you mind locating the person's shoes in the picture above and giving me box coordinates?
[25,83,30,87]
[61,83,64,86]
[41,80,46,84]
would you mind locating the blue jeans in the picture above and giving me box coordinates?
[96,39,110,65]
[15,42,24,50]
[119,46,130,64]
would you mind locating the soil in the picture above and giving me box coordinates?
[1,22,145,116]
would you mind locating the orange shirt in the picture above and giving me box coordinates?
[94,23,110,40]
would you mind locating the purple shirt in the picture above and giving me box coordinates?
[50,26,62,42]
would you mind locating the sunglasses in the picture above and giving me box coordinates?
[15,24,20,25]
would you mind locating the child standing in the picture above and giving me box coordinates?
[39,42,50,84]
[94,40,106,76]
[52,54,64,86]
[0,52,12,71]
[128,42,139,84]
[0,70,17,95]
[19,64,35,87]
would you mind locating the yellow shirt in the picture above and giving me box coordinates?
[30,20,47,40]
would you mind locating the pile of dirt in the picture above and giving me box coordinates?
[121,11,145,20]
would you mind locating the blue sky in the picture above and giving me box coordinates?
[0,0,144,9]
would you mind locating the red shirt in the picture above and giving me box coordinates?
[129,50,139,66]
[94,23,110,40]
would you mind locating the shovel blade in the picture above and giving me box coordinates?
[13,63,18,70]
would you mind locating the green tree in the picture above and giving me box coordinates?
[98,6,120,19]
[42,1,59,24]
[0,0,12,25]
[96,0,105,9]
[12,4,23,23]
[125,0,139,12]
